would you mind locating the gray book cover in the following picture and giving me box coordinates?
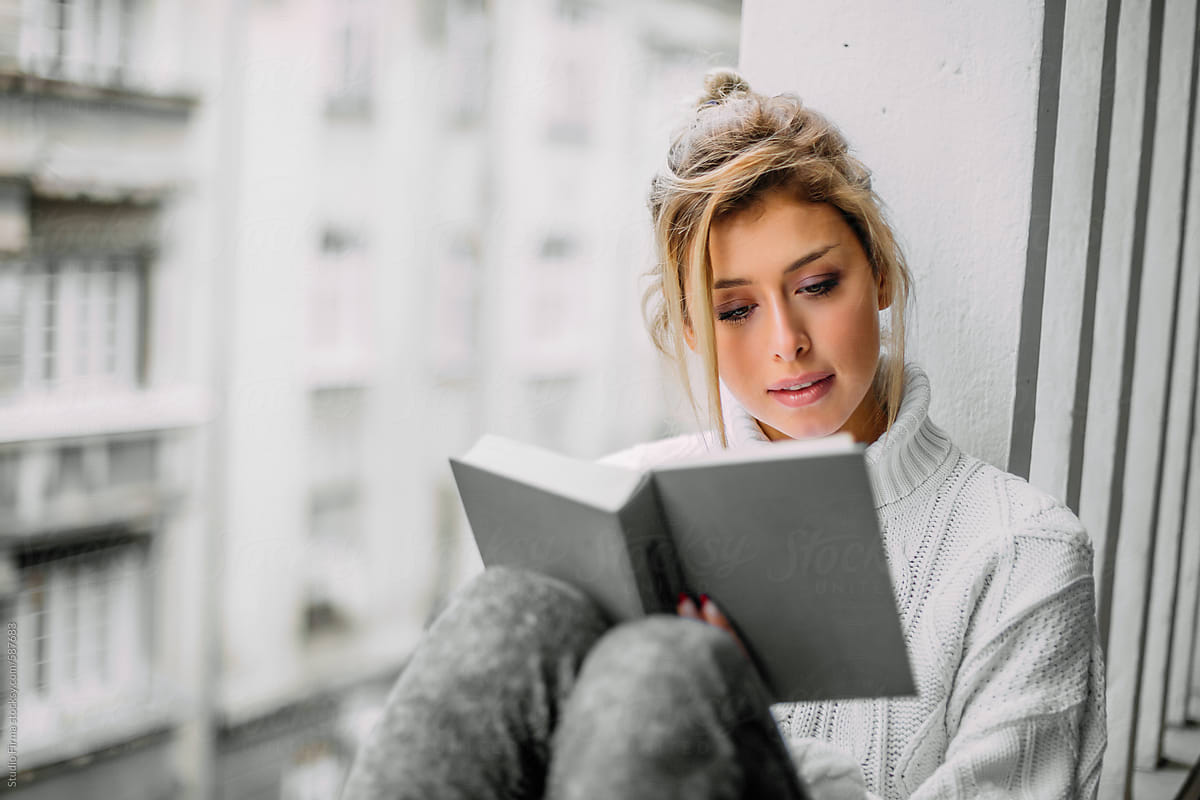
[450,434,914,703]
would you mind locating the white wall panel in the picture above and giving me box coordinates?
[1132,0,1200,769]
[1029,0,1108,506]
[1167,70,1200,731]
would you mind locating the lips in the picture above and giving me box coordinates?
[767,373,834,408]
[767,372,833,392]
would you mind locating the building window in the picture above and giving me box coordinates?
[424,477,465,625]
[14,541,151,749]
[39,262,57,382]
[0,257,143,401]
[545,55,592,143]
[310,228,370,365]
[26,568,48,693]
[306,485,364,634]
[45,442,92,503]
[33,436,159,525]
[526,234,585,356]
[326,0,375,110]
[305,388,367,636]
[309,388,363,489]
[432,233,479,370]
[525,376,576,451]
[444,0,488,127]
[0,447,18,515]
[544,7,597,145]
[106,436,156,486]
[554,0,595,24]
[18,0,142,86]
[0,264,20,394]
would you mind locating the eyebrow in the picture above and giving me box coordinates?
[711,244,839,290]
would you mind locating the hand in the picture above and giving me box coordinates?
[676,592,749,659]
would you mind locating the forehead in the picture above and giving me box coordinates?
[708,194,854,275]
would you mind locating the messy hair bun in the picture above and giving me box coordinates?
[697,68,751,108]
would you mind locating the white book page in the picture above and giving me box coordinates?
[661,432,859,470]
[459,434,646,513]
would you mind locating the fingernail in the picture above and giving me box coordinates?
[677,592,700,617]
[700,593,710,607]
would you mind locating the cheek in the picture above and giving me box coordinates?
[842,311,879,350]
[714,330,761,389]
[826,299,880,361]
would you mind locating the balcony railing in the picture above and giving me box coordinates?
[0,0,196,106]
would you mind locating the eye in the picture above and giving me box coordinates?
[717,304,754,323]
[798,278,838,297]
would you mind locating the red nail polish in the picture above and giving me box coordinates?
[700,593,710,606]
[677,592,690,605]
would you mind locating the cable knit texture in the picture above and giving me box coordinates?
[599,363,1106,799]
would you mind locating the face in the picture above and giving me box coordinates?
[687,191,889,444]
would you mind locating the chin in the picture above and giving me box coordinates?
[759,413,844,442]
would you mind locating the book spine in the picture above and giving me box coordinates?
[617,478,687,614]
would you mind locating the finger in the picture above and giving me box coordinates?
[676,592,700,618]
[699,594,727,627]
[700,595,749,658]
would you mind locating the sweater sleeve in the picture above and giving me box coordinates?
[904,521,1107,799]
[781,514,1107,800]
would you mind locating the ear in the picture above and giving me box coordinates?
[683,320,698,353]
[876,269,892,311]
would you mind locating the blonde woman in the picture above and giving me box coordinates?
[342,70,1106,800]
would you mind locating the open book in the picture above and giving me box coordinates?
[449,434,914,704]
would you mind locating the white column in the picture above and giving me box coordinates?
[1028,0,1109,503]
[1166,85,1200,731]
[1088,0,1168,793]
[1132,0,1200,769]
[219,0,320,713]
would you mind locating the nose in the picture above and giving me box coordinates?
[767,296,808,361]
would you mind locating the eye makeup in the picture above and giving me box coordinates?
[714,274,841,325]
[717,304,753,323]
[796,276,839,297]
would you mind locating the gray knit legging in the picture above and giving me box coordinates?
[340,565,810,800]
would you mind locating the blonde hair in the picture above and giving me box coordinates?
[644,68,912,447]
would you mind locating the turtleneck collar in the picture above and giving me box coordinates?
[719,362,956,507]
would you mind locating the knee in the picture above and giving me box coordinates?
[551,617,756,783]
[578,616,769,723]
[450,565,602,622]
[431,566,609,656]
[585,615,742,681]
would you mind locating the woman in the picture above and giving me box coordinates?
[341,69,1106,800]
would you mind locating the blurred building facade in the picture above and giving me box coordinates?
[0,0,739,798]
[0,0,214,796]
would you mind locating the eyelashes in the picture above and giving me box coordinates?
[715,278,840,324]
[799,278,839,298]
[717,306,753,323]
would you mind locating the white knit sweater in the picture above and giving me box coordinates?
[599,363,1106,799]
